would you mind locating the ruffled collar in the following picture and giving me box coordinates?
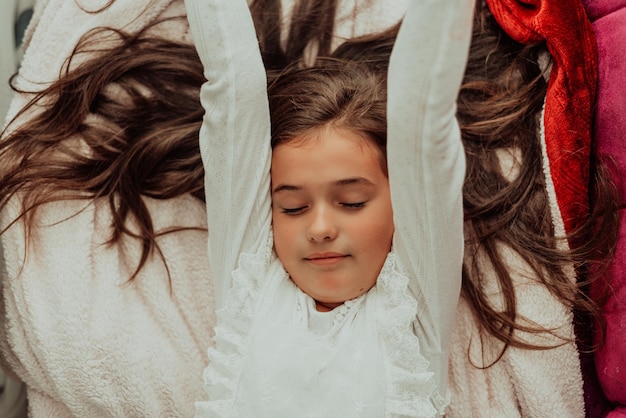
[196,238,447,417]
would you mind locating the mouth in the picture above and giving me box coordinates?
[304,253,349,266]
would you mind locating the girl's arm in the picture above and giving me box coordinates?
[386,0,473,395]
[185,0,272,309]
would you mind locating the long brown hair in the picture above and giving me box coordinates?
[268,58,387,165]
[0,16,205,280]
[250,0,338,70]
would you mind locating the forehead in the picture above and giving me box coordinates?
[270,127,387,186]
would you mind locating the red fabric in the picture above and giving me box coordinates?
[485,0,597,242]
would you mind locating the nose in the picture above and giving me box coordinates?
[306,206,338,242]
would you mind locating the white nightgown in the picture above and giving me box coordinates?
[185,0,471,416]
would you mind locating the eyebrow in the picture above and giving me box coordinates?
[271,177,375,194]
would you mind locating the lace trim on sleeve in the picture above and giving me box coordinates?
[377,253,450,417]
[195,234,274,417]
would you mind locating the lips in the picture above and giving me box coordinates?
[304,252,348,266]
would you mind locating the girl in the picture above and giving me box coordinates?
[185,0,471,415]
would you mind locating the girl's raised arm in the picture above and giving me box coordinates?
[387,0,473,395]
[185,0,272,309]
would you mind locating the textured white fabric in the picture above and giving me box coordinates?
[0,1,216,417]
[446,242,585,417]
[186,0,469,415]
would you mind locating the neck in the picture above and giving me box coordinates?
[315,300,342,312]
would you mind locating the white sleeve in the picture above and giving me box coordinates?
[386,0,473,394]
[185,0,272,309]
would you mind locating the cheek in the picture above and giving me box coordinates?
[355,206,394,258]
[372,195,394,248]
[384,209,395,247]
[369,220,394,253]
[272,213,295,258]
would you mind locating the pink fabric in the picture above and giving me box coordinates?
[583,1,626,416]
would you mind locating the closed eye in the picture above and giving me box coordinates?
[281,206,308,215]
[341,202,366,209]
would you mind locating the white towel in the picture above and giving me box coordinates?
[0,1,215,417]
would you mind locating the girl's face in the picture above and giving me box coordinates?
[271,126,394,311]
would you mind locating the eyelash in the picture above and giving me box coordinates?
[281,206,308,215]
[280,202,366,215]
[341,202,366,209]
